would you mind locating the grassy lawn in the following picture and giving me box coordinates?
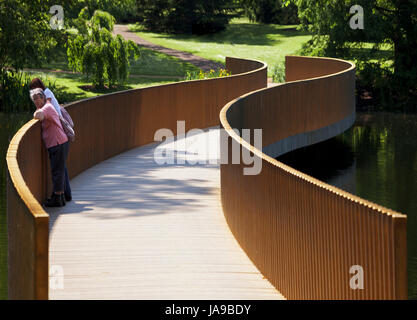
[129,17,313,76]
[24,70,178,103]
[22,18,313,103]
[23,42,202,103]
[43,45,199,77]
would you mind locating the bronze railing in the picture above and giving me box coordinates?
[7,55,407,300]
[219,56,407,299]
[6,57,267,299]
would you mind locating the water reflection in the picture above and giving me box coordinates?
[277,136,356,194]
[277,112,417,299]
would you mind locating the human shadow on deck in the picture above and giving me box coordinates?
[48,129,222,232]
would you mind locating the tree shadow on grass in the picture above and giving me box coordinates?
[51,84,87,104]
[130,48,200,77]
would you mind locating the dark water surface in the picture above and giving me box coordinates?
[278,112,417,299]
[0,112,32,299]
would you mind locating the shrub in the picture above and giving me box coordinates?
[241,0,299,24]
[186,68,231,80]
[67,10,140,87]
[136,0,235,34]
[67,0,137,23]
[0,71,68,113]
[90,10,116,32]
[296,0,417,112]
[271,62,285,83]
[0,70,32,113]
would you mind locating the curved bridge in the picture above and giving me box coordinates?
[6,56,407,299]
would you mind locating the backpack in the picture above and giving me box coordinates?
[59,106,75,142]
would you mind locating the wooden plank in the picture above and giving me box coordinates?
[48,128,285,300]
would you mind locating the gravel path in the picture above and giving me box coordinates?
[113,24,225,72]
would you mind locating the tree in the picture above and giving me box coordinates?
[136,0,236,34]
[239,0,299,24]
[289,0,417,111]
[64,0,137,23]
[0,0,64,71]
[67,9,140,87]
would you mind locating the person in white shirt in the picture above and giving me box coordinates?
[29,78,72,202]
[44,87,63,117]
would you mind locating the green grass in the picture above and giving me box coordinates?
[343,42,394,69]
[129,47,199,76]
[42,45,199,77]
[24,70,178,103]
[129,17,313,76]
[23,18,312,102]
[23,43,201,103]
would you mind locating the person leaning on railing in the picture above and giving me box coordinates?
[30,88,70,207]
[29,78,72,203]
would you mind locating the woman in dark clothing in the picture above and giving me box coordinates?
[29,79,72,203]
[30,88,70,207]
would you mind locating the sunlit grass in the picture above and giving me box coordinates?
[42,45,199,77]
[24,70,178,103]
[344,41,394,67]
[129,17,313,76]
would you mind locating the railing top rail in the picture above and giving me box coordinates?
[61,57,267,106]
[286,55,356,79]
[6,119,48,219]
[6,56,267,221]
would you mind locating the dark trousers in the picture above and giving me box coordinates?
[48,141,71,194]
[64,165,72,198]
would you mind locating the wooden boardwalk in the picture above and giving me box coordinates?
[48,127,285,300]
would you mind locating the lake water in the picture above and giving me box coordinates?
[1,111,416,299]
[278,112,417,299]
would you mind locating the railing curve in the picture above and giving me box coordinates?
[219,55,407,300]
[6,57,267,299]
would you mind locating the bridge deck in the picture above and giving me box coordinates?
[48,127,285,300]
